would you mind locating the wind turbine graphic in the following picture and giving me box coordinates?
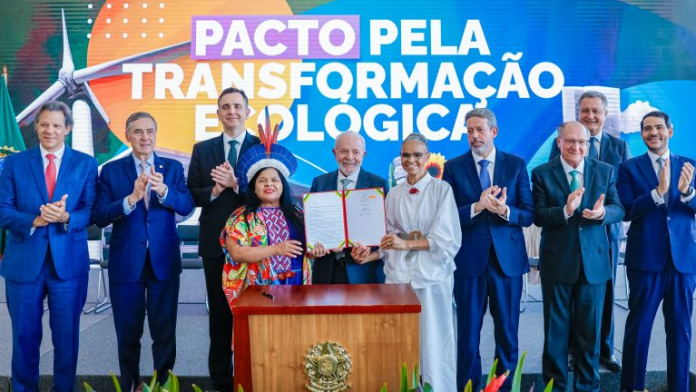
[15,8,190,154]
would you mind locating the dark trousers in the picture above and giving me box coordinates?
[621,264,696,392]
[110,252,180,391]
[542,274,605,392]
[203,255,233,391]
[600,239,619,357]
[5,252,88,392]
[454,249,522,392]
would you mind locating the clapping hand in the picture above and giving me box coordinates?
[678,162,694,195]
[40,194,69,223]
[475,186,502,214]
[212,162,238,196]
[565,187,585,216]
[582,194,605,220]
[149,165,167,197]
[128,173,149,206]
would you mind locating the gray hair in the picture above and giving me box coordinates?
[334,131,366,150]
[556,121,590,139]
[465,108,497,129]
[403,133,429,152]
[35,101,73,128]
[578,90,608,113]
[125,112,158,132]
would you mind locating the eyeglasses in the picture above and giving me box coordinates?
[400,153,427,160]
[560,138,589,147]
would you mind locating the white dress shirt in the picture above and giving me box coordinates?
[337,168,361,191]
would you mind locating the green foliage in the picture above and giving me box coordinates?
[542,379,554,392]
[511,351,527,392]
[486,358,499,387]
[464,380,473,392]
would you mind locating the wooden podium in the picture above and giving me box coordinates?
[232,284,421,391]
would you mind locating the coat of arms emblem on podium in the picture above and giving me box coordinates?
[304,341,353,392]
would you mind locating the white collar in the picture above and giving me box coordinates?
[472,146,497,165]
[39,144,65,160]
[647,149,670,163]
[560,156,585,175]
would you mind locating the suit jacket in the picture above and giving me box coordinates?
[93,154,194,282]
[0,146,98,282]
[443,150,534,278]
[549,132,629,241]
[617,153,696,273]
[187,132,259,258]
[309,168,388,282]
[532,157,624,285]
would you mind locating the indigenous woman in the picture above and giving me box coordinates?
[353,133,462,391]
[221,124,315,306]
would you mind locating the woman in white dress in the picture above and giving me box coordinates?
[353,133,462,391]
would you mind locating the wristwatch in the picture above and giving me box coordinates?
[680,186,694,197]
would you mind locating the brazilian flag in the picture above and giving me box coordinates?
[0,73,26,258]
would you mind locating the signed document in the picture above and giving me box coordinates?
[303,188,386,250]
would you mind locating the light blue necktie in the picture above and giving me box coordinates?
[479,160,491,190]
[657,157,668,206]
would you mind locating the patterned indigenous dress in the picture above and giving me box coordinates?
[221,205,310,307]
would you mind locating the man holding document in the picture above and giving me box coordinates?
[352,133,461,391]
[308,131,388,284]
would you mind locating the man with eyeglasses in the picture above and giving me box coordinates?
[442,108,534,391]
[533,121,624,392]
[308,130,388,284]
[617,111,696,392]
[549,90,630,373]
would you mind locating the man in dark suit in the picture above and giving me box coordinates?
[0,101,98,392]
[93,112,194,390]
[617,111,696,392]
[549,90,629,372]
[187,87,259,391]
[533,120,624,392]
[309,130,388,284]
[442,108,534,391]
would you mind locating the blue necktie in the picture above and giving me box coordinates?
[479,160,491,190]
[588,137,598,160]
[228,140,239,168]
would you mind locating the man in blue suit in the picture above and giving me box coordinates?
[533,121,624,392]
[443,108,534,391]
[93,112,194,390]
[549,91,629,372]
[309,131,388,284]
[617,111,696,392]
[0,101,98,392]
[187,87,259,391]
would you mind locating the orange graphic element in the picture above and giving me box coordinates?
[87,0,297,154]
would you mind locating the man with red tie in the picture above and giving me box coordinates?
[0,101,98,392]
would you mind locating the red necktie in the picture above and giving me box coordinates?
[409,187,419,195]
[45,153,57,200]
